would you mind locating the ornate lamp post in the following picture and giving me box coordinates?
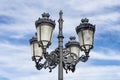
[29,10,95,80]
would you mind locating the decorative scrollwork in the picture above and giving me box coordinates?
[34,48,59,72]
[62,49,78,73]
[34,48,89,73]
[47,49,59,72]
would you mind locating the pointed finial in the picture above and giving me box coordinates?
[59,10,63,19]
[59,10,63,15]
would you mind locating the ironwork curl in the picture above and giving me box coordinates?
[62,49,78,73]
[34,49,60,72]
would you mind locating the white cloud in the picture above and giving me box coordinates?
[66,0,120,13]
[0,23,35,39]
[89,12,120,24]
[65,66,120,80]
[91,51,120,60]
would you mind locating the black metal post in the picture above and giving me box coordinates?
[58,10,64,80]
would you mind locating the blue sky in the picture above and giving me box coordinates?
[0,0,120,80]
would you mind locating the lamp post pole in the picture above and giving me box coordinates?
[58,10,64,80]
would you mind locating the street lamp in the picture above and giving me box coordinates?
[29,10,95,80]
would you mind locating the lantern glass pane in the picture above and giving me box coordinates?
[37,25,53,46]
[37,27,40,42]
[70,46,80,57]
[30,43,42,57]
[78,31,84,46]
[83,29,93,45]
[30,44,34,56]
[66,46,80,60]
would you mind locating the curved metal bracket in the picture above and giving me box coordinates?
[34,48,59,72]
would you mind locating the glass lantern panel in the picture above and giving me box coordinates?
[83,29,93,45]
[78,31,84,46]
[70,46,80,57]
[34,43,42,57]
[30,43,42,57]
[37,25,53,46]
[30,44,34,56]
[37,27,40,42]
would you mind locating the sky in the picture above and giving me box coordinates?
[0,0,120,80]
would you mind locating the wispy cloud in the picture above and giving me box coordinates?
[91,51,120,61]
[65,66,120,80]
[66,0,120,13]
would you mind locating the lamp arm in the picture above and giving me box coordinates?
[46,49,60,72]
[35,48,59,72]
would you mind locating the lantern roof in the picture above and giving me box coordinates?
[76,18,95,34]
[29,37,37,44]
[35,13,56,28]
[65,36,80,49]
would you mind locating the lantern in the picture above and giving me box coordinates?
[29,37,43,61]
[65,37,80,60]
[76,18,95,53]
[35,13,55,48]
